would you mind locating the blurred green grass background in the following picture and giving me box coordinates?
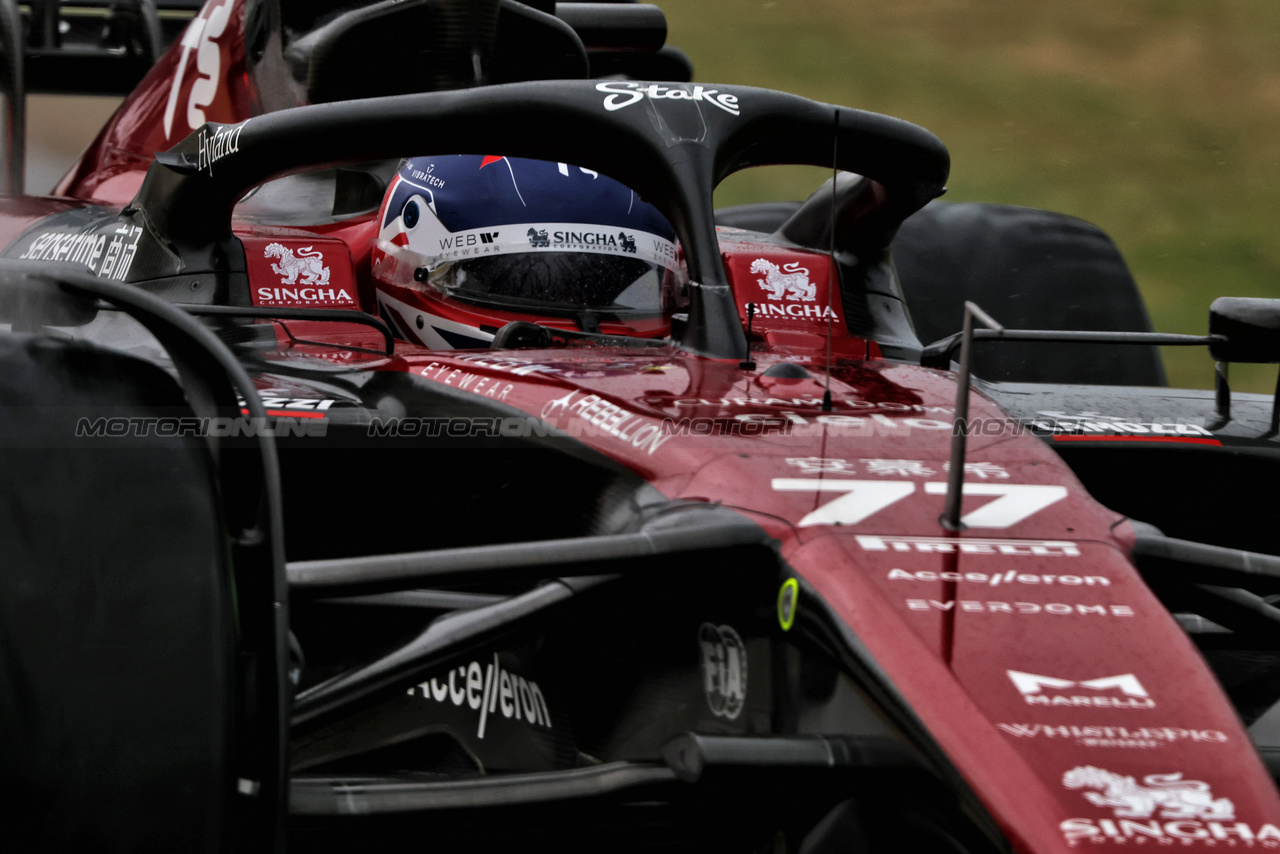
[665,0,1280,391]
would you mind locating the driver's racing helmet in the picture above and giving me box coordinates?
[372,155,686,349]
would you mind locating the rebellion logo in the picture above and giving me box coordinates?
[540,390,671,455]
[699,623,747,720]
[1008,670,1154,709]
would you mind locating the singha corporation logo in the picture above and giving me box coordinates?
[264,243,330,285]
[751,258,816,301]
[1063,765,1236,820]
[527,228,550,248]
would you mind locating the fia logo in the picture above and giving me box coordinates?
[699,623,747,720]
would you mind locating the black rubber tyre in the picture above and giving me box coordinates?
[893,201,1166,385]
[0,335,236,852]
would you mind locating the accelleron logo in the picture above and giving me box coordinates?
[409,653,552,740]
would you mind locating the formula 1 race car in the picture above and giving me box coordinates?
[5,2,1280,853]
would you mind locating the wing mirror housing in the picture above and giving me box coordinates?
[1209,297,1280,363]
[0,263,100,328]
[1207,297,1280,431]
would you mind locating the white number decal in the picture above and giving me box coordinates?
[771,479,915,527]
[162,0,234,140]
[922,482,1067,529]
[771,480,1067,529]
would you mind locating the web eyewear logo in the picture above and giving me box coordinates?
[1008,670,1154,709]
[596,81,741,115]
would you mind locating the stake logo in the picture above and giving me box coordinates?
[699,623,747,720]
[596,81,741,115]
[1008,670,1154,709]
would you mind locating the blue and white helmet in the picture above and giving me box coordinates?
[373,155,685,335]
